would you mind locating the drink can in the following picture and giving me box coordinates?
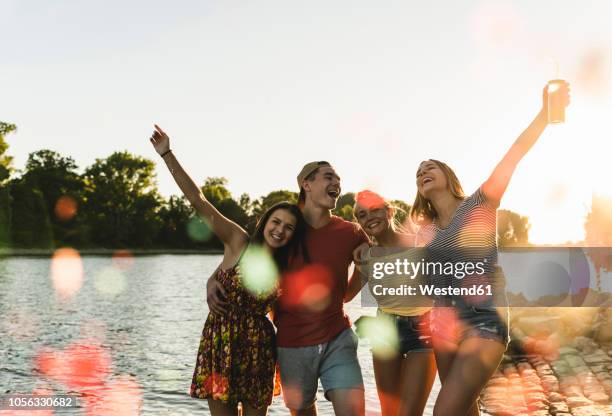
[547,79,565,124]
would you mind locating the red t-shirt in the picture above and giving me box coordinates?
[275,216,369,347]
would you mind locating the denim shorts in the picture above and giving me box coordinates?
[277,328,364,410]
[429,304,510,347]
[377,310,433,355]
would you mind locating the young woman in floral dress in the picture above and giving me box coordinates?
[149,125,308,416]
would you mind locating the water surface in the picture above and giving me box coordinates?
[0,255,441,415]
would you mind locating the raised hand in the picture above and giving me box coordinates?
[482,81,571,206]
[149,124,171,156]
[542,81,571,122]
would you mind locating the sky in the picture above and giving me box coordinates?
[2,0,611,244]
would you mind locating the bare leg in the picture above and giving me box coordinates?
[207,399,238,416]
[432,335,458,385]
[290,404,317,416]
[397,352,437,416]
[327,388,365,416]
[373,353,402,415]
[432,338,504,416]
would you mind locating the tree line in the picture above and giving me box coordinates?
[0,122,531,250]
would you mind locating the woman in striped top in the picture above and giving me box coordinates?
[411,81,570,416]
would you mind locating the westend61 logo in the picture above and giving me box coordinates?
[359,247,612,308]
[368,256,492,299]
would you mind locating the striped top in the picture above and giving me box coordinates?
[417,188,499,305]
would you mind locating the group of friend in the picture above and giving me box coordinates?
[148,81,570,416]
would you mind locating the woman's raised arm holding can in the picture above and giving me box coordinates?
[481,81,571,207]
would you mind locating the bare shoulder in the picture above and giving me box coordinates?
[222,234,249,268]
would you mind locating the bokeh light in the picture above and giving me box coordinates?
[546,183,568,206]
[186,216,212,242]
[356,314,399,360]
[577,48,608,96]
[155,369,182,391]
[35,340,111,390]
[522,331,562,361]
[50,248,84,299]
[355,190,385,210]
[82,375,142,416]
[300,283,331,313]
[458,210,493,248]
[54,195,77,222]
[239,245,278,296]
[112,249,134,271]
[430,307,461,353]
[280,264,332,312]
[481,320,612,415]
[93,267,127,297]
[470,0,524,51]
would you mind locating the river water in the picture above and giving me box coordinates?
[0,254,441,415]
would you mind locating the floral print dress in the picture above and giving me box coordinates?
[190,263,278,409]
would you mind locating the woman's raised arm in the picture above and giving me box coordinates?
[149,124,248,250]
[482,82,570,206]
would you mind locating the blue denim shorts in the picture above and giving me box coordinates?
[377,310,433,355]
[429,305,510,347]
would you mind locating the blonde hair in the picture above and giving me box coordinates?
[353,190,415,237]
[409,159,465,225]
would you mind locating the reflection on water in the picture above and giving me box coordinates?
[0,255,440,415]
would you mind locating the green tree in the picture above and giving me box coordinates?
[157,195,193,248]
[201,177,232,203]
[200,177,249,247]
[9,183,53,248]
[253,190,298,217]
[0,121,17,247]
[239,193,253,216]
[83,151,162,247]
[333,192,355,221]
[0,122,17,182]
[335,205,354,221]
[0,187,10,247]
[497,209,530,247]
[21,150,86,246]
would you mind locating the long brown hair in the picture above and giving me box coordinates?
[251,202,310,270]
[410,159,465,225]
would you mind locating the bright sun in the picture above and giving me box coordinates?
[502,99,612,245]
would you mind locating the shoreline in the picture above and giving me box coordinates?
[0,248,224,257]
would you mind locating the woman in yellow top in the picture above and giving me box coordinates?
[346,190,436,416]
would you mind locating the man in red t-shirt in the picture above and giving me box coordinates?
[274,161,368,416]
[207,161,367,415]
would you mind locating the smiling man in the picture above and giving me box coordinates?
[274,161,368,416]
